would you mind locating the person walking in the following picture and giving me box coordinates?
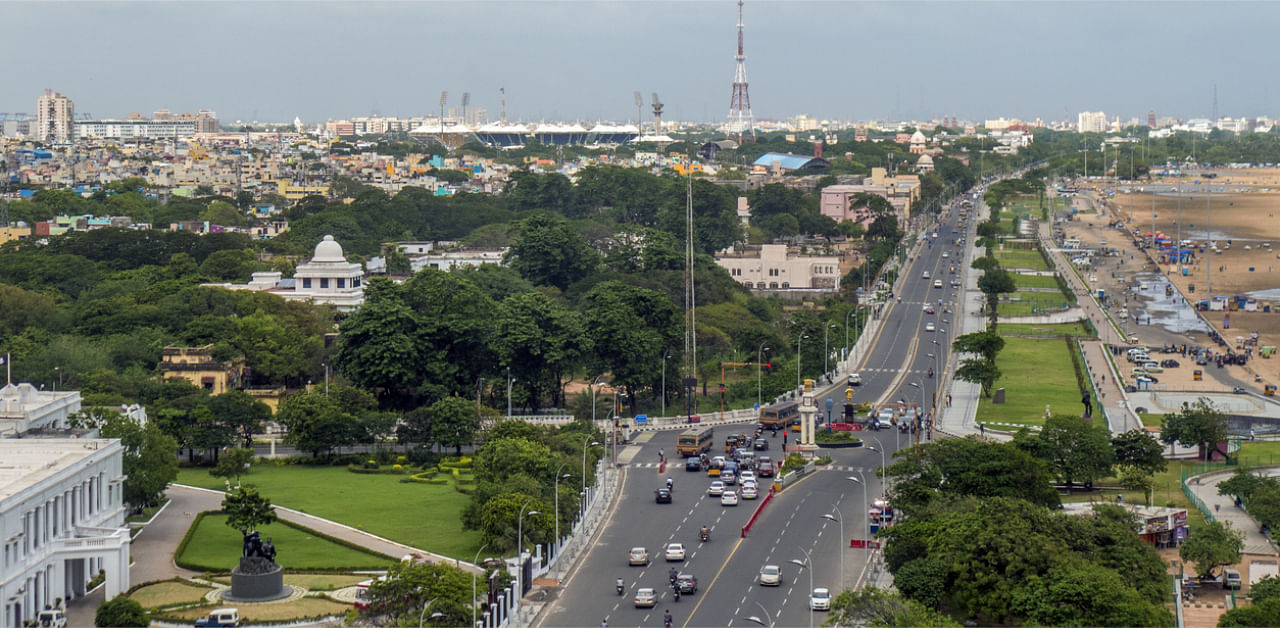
[658,448,664,462]
[979,423,985,435]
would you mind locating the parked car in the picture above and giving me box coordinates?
[628,547,650,566]
[195,609,240,628]
[1161,359,1181,368]
[1224,568,1243,590]
[655,488,673,504]
[36,610,66,628]
[634,587,657,608]
[758,564,783,586]
[1140,361,1164,373]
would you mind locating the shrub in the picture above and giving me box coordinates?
[396,455,408,465]
[392,464,403,471]
[96,595,149,627]
[363,459,378,469]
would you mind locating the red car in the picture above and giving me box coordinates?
[757,458,775,478]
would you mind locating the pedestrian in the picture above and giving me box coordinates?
[1251,428,1256,441]
[946,394,952,407]
[979,423,985,435]
[658,448,663,462]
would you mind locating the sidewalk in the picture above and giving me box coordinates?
[937,199,997,439]
[1186,469,1278,556]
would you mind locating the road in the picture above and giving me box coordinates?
[536,198,975,627]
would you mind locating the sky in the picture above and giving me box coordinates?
[4,1,1280,126]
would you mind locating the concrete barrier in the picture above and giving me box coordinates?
[740,486,775,538]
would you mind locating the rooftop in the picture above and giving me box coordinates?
[0,439,119,501]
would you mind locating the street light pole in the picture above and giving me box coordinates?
[553,464,569,545]
[661,351,670,418]
[506,367,513,418]
[824,324,837,377]
[516,500,539,598]
[821,510,845,592]
[581,439,600,496]
[796,334,810,390]
[848,474,868,562]
[590,375,604,429]
[757,344,770,410]
[790,547,814,628]
[418,598,442,628]
[471,544,490,628]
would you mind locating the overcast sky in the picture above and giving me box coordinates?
[5,1,1278,125]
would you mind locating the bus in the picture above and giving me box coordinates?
[676,426,715,457]
[760,401,799,430]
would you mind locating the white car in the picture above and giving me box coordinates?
[942,252,950,258]
[741,483,759,499]
[922,270,931,279]
[925,322,936,332]
[628,547,650,566]
[933,279,943,288]
[634,587,657,608]
[810,587,831,611]
[739,470,756,484]
[664,542,686,561]
[721,491,740,506]
[759,564,783,586]
[708,481,726,496]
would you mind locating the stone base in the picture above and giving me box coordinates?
[228,562,287,602]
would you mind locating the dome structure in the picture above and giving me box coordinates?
[312,235,346,262]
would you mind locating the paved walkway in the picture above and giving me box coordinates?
[1186,469,1279,556]
[937,199,997,439]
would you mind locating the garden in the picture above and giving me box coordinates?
[975,337,1087,428]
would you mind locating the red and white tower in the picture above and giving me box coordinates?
[727,0,755,142]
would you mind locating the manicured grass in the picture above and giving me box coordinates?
[997,290,1075,317]
[994,248,1050,270]
[1140,413,1164,427]
[283,573,371,591]
[975,337,1084,427]
[1011,273,1060,290]
[997,321,1096,338]
[177,513,394,571]
[126,500,167,524]
[163,598,351,623]
[176,465,481,560]
[129,580,212,609]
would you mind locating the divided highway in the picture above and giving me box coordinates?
[536,197,977,627]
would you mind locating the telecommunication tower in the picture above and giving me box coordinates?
[727,0,756,142]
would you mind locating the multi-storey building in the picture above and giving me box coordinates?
[35,90,74,143]
[0,438,131,627]
[715,244,841,292]
[1077,111,1108,133]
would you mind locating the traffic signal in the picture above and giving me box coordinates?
[765,362,772,374]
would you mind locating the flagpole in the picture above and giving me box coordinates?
[5,353,9,386]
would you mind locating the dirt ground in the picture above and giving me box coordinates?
[1065,168,1280,391]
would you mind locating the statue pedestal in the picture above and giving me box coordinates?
[227,557,287,602]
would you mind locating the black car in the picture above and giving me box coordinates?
[655,488,673,504]
[753,438,769,451]
[685,456,702,471]
[1161,359,1180,368]
[676,573,698,594]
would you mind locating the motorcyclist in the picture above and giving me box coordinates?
[928,367,934,378]
[672,582,681,601]
[700,525,709,540]
[669,567,678,584]
[665,610,674,627]
[616,577,624,594]
[666,477,674,491]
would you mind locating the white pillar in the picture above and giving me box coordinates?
[799,382,816,446]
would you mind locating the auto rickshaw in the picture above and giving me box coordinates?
[1193,369,1203,381]
[1267,385,1277,397]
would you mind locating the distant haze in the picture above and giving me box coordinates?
[3,1,1276,124]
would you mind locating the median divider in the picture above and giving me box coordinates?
[740,485,775,538]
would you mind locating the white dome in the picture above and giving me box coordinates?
[312,235,346,262]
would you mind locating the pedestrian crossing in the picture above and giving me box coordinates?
[628,461,873,473]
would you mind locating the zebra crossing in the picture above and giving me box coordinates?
[855,367,936,375]
[628,461,873,473]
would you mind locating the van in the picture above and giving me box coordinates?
[1224,568,1242,590]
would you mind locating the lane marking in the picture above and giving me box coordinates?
[680,535,746,628]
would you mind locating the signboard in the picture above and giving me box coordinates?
[1145,515,1170,534]
[634,414,647,424]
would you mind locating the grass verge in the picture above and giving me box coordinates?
[128,580,212,609]
[160,597,351,623]
[995,248,1050,270]
[176,512,394,572]
[975,336,1085,427]
[176,465,481,560]
[997,321,1096,338]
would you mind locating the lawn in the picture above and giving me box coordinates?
[1011,273,1060,290]
[997,290,1075,317]
[177,513,394,572]
[997,321,1096,338]
[204,573,368,591]
[129,580,213,609]
[176,465,482,560]
[994,248,1050,270]
[163,598,351,623]
[975,337,1084,428]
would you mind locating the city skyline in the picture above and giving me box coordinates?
[3,1,1280,125]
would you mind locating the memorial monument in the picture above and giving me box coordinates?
[227,529,287,601]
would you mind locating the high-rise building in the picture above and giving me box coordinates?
[36,89,74,143]
[1077,111,1107,133]
[1148,109,1156,128]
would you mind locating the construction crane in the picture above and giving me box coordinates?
[651,93,664,136]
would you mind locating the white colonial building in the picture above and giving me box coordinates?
[715,244,842,292]
[1,439,130,628]
[205,235,366,312]
[0,384,81,437]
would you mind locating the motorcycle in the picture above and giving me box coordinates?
[673,587,681,602]
[700,529,710,542]
[669,570,678,586]
[616,582,624,596]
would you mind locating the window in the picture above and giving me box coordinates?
[769,282,778,289]
[782,282,790,289]
[320,278,330,289]
[302,278,312,289]
[353,278,361,287]
[337,278,345,288]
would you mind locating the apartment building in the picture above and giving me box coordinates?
[715,244,841,292]
[35,90,74,143]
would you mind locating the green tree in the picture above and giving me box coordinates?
[1009,561,1174,627]
[233,311,320,383]
[1218,598,1280,627]
[478,492,552,553]
[951,330,1005,363]
[1014,415,1114,487]
[276,390,357,457]
[493,291,587,410]
[1180,520,1244,578]
[209,448,256,485]
[581,281,682,413]
[1111,429,1168,476]
[977,267,1017,328]
[504,212,599,290]
[221,485,277,532]
[360,559,476,627]
[208,390,271,447]
[426,396,484,455]
[335,279,423,404]
[1161,398,1230,461]
[99,411,179,509]
[825,588,961,628]
[954,357,1001,397]
[883,436,1059,517]
[95,595,150,627]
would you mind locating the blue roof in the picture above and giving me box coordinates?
[753,152,822,170]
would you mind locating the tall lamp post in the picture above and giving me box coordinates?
[418,598,443,628]
[821,510,845,591]
[796,334,810,390]
[590,375,604,428]
[844,309,856,359]
[552,464,571,545]
[661,350,670,418]
[790,547,815,628]
[581,439,601,495]
[866,440,887,496]
[823,324,837,377]
[848,474,869,548]
[743,601,775,627]
[515,499,539,597]
[506,367,514,418]
[471,544,492,628]
[757,344,770,409]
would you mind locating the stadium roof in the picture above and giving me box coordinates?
[753,152,828,170]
